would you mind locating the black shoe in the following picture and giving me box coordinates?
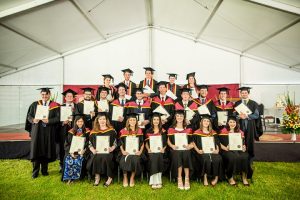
[32,174,38,179]
[42,172,49,176]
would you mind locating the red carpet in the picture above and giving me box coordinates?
[0,133,30,141]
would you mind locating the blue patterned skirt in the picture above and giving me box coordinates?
[63,155,84,181]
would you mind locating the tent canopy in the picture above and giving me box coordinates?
[0,0,300,76]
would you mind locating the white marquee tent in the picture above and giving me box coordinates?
[0,0,300,126]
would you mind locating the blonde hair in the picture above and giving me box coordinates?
[92,115,113,132]
[199,118,213,134]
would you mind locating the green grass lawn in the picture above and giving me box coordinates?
[0,160,299,200]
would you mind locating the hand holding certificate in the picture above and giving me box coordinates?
[83,101,95,115]
[229,133,243,151]
[175,133,188,150]
[112,106,124,121]
[149,135,163,153]
[96,136,110,154]
[235,103,252,115]
[126,136,139,155]
[60,106,72,122]
[97,100,109,112]
[35,105,49,120]
[69,136,86,153]
[201,137,215,153]
[198,104,211,115]
[166,90,177,100]
[217,111,228,126]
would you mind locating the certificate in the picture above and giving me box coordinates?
[138,113,145,128]
[191,88,198,99]
[235,103,252,115]
[198,104,211,115]
[185,107,195,122]
[60,106,72,122]
[126,136,139,155]
[166,90,177,100]
[153,105,170,120]
[106,93,114,101]
[125,94,132,100]
[217,111,228,126]
[69,136,85,153]
[97,100,109,112]
[201,137,215,153]
[174,133,188,150]
[143,85,155,94]
[112,106,124,121]
[149,135,163,153]
[96,136,110,154]
[35,105,49,120]
[83,100,95,115]
[229,133,243,151]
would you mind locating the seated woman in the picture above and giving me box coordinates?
[167,110,194,190]
[145,112,168,189]
[119,113,144,187]
[62,114,90,184]
[193,114,223,186]
[88,112,117,187]
[219,116,250,186]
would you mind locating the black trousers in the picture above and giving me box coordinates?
[32,159,49,176]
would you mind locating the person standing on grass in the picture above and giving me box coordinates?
[25,87,60,179]
[62,114,90,184]
[167,110,194,190]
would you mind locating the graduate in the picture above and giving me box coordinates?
[95,86,110,113]
[234,87,260,178]
[219,116,250,186]
[119,113,145,187]
[183,72,199,98]
[193,115,223,186]
[138,67,158,95]
[193,84,218,130]
[75,87,97,129]
[174,88,199,130]
[144,112,168,189]
[151,81,175,130]
[96,74,116,101]
[167,110,194,190]
[126,88,151,131]
[25,87,60,178]
[88,112,117,187]
[119,68,137,97]
[166,73,181,98]
[110,83,131,135]
[58,89,78,172]
[62,114,90,184]
[214,87,234,132]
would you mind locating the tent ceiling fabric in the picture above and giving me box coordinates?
[0,0,299,76]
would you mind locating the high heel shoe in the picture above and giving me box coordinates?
[93,176,100,186]
[103,178,113,187]
[184,178,190,190]
[177,178,184,190]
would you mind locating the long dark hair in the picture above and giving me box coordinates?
[150,115,163,133]
[225,118,240,132]
[73,116,86,134]
[171,113,187,128]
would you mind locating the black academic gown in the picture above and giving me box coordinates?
[145,128,169,176]
[88,128,117,177]
[96,85,116,101]
[62,128,90,180]
[193,98,218,130]
[167,83,181,98]
[118,128,145,175]
[174,100,199,130]
[109,99,130,135]
[218,128,249,179]
[139,79,158,93]
[234,99,260,159]
[75,100,97,130]
[25,100,60,162]
[192,130,223,178]
[151,95,175,130]
[58,103,77,167]
[214,100,234,133]
[120,81,137,97]
[168,127,194,179]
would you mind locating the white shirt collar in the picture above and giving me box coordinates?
[136,99,144,104]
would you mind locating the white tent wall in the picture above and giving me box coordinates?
[0,59,63,126]
[64,29,150,85]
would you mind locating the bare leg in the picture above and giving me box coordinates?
[203,174,208,186]
[184,168,190,190]
[242,172,249,186]
[123,172,128,187]
[177,167,184,190]
[211,176,218,186]
[94,174,100,186]
[130,172,136,187]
